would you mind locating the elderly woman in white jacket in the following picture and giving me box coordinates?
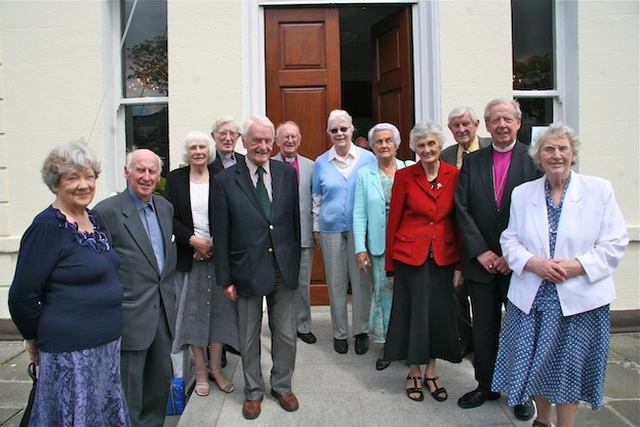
[491,123,628,427]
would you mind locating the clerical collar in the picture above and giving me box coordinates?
[282,154,296,163]
[492,140,516,153]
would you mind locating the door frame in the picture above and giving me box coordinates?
[242,0,442,127]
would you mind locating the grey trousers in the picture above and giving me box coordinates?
[320,231,371,340]
[120,308,172,427]
[237,269,297,400]
[295,247,314,334]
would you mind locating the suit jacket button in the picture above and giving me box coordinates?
[268,247,274,253]
[154,304,159,309]
[269,224,274,230]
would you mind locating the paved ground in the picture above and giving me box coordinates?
[1,306,638,427]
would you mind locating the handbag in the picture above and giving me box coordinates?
[165,377,186,416]
[19,362,37,427]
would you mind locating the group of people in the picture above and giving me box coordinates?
[8,98,628,427]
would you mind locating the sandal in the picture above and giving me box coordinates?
[209,369,235,393]
[532,421,552,427]
[194,371,210,397]
[424,375,447,402]
[405,376,424,401]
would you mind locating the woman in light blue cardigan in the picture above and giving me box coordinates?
[312,109,376,355]
[353,123,413,370]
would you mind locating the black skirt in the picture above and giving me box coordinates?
[384,258,462,365]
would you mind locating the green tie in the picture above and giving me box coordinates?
[256,166,271,218]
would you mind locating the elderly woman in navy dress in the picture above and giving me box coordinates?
[164,131,239,396]
[9,141,130,426]
[492,123,628,427]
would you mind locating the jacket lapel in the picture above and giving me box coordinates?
[121,192,160,275]
[527,178,550,257]
[553,173,580,256]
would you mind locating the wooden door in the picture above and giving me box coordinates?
[371,7,414,161]
[265,8,342,305]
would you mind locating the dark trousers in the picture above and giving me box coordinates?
[120,309,172,427]
[454,282,473,348]
[467,274,510,391]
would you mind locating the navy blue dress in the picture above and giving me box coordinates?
[9,206,130,426]
[492,176,610,410]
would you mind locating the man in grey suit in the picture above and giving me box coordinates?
[441,106,491,358]
[214,115,301,420]
[210,115,245,173]
[93,149,177,427]
[273,121,317,345]
[455,99,541,420]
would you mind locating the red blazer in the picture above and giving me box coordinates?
[385,161,462,271]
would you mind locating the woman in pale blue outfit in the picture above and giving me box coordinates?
[354,123,413,370]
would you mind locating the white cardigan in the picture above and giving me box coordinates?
[500,172,628,316]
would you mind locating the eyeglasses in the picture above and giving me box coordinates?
[329,127,349,134]
[216,131,239,138]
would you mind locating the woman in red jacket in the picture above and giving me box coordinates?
[384,121,463,402]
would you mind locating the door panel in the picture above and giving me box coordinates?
[372,7,414,161]
[265,8,342,305]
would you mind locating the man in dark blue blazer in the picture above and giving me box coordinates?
[455,99,541,420]
[213,115,301,420]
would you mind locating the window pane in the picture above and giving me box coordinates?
[512,0,554,90]
[517,98,554,144]
[124,105,169,176]
[121,0,168,97]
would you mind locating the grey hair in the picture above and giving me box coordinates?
[409,121,446,152]
[483,99,523,121]
[367,123,401,148]
[326,109,354,133]
[41,139,101,194]
[242,115,276,140]
[125,149,163,171]
[276,120,301,137]
[182,130,216,164]
[447,106,478,125]
[529,122,581,167]
[211,115,241,134]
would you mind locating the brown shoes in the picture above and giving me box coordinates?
[270,389,299,412]
[242,397,263,420]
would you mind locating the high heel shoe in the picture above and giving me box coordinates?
[209,369,235,393]
[194,371,210,397]
[424,375,447,402]
[405,376,424,401]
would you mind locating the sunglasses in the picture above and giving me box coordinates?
[329,127,349,134]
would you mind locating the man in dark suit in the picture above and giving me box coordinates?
[93,149,177,427]
[442,106,491,358]
[214,115,301,420]
[273,121,317,344]
[455,99,541,420]
[210,115,245,173]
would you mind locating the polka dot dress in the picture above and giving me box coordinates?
[492,174,610,410]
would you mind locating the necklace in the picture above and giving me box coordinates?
[190,172,209,184]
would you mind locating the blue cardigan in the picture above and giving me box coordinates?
[312,148,376,233]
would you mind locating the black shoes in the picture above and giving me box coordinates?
[457,388,501,409]
[333,338,348,354]
[354,334,369,355]
[297,332,317,344]
[514,398,535,420]
[375,358,390,370]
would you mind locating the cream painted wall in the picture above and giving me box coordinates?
[439,0,514,146]
[576,1,639,310]
[0,2,106,318]
[167,1,245,168]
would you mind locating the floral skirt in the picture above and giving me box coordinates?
[30,338,130,426]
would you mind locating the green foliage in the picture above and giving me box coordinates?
[127,36,168,95]
[154,177,166,196]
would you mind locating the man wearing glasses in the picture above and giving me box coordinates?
[211,116,245,172]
